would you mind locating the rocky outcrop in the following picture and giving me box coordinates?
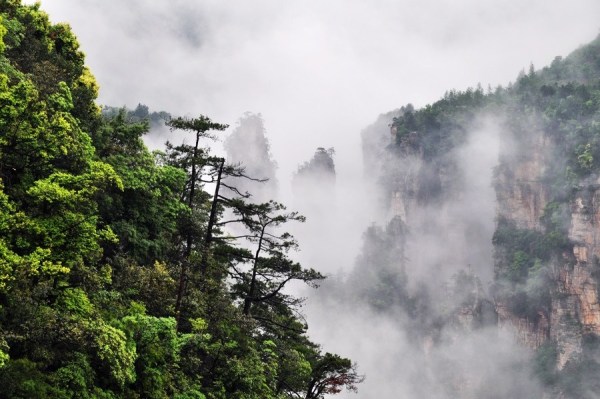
[496,303,549,349]
[393,121,600,371]
[494,128,600,371]
[495,130,550,230]
[369,97,600,396]
[538,181,600,370]
[557,263,600,335]
[550,293,583,370]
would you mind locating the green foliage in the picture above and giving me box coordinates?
[58,288,94,316]
[576,143,593,170]
[94,110,186,264]
[0,1,99,128]
[492,215,561,321]
[93,322,136,388]
[0,359,67,398]
[50,353,117,399]
[493,216,569,284]
[0,338,8,368]
[0,15,6,54]
[166,115,228,137]
[112,260,177,317]
[305,353,363,399]
[223,200,323,317]
[179,315,274,399]
[121,314,179,398]
[390,87,486,160]
[0,2,358,399]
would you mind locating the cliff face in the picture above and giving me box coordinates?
[362,96,599,397]
[495,129,550,231]
[493,128,556,348]
[354,35,600,397]
[493,126,600,372]
[363,114,599,396]
[568,184,600,337]
[553,182,600,368]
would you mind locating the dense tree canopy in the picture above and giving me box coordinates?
[0,2,360,398]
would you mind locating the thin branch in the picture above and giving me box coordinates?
[247,276,294,302]
[251,315,305,334]
[220,182,252,198]
[214,218,247,226]
[214,234,255,240]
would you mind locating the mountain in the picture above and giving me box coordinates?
[346,34,600,398]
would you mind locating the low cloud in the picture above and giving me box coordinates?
[34,0,600,186]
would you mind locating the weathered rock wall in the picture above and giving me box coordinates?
[495,130,550,230]
[494,128,600,371]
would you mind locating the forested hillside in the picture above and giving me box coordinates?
[330,32,600,398]
[0,2,360,398]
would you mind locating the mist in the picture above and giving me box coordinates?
[304,113,517,398]
[30,1,600,398]
[30,0,600,186]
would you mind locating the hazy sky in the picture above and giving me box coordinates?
[33,0,600,183]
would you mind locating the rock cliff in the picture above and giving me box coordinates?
[355,34,600,397]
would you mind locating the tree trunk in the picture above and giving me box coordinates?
[200,157,225,275]
[243,225,265,315]
[175,132,202,330]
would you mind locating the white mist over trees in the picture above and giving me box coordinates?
[292,147,336,207]
[302,38,600,397]
[306,109,524,398]
[223,113,278,203]
[33,0,600,188]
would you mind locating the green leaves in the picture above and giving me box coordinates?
[576,142,594,170]
[58,288,94,317]
[95,110,186,264]
[305,353,363,399]
[0,3,360,398]
[166,115,228,137]
[94,323,136,388]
